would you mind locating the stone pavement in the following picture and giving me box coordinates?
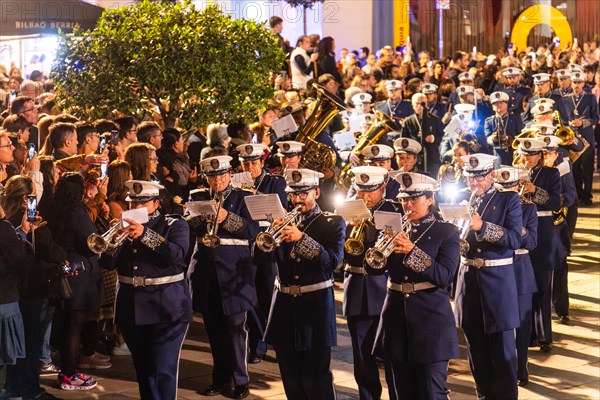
[40,173,600,400]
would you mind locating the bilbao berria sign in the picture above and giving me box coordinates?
[0,0,104,36]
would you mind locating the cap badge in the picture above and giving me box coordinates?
[401,173,412,188]
[291,171,302,183]
[541,126,547,133]
[501,171,510,181]
[401,139,409,149]
[359,174,370,183]
[539,105,545,112]
[210,159,220,170]
[133,182,143,194]
[524,140,531,149]
[371,146,380,156]
[283,143,290,151]
[543,137,551,145]
[469,157,479,168]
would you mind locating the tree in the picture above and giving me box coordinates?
[282,0,324,35]
[52,0,285,128]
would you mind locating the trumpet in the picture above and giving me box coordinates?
[87,220,129,254]
[344,218,369,256]
[255,205,303,252]
[365,211,412,270]
[458,191,482,254]
[201,191,224,248]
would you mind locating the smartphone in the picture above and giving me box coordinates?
[61,263,72,274]
[26,195,37,222]
[98,137,107,154]
[100,163,108,179]
[110,130,119,146]
[27,143,36,160]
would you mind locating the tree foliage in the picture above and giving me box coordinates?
[282,0,323,9]
[52,0,285,128]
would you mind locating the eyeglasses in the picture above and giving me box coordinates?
[20,107,37,113]
[290,190,313,200]
[149,157,159,163]
[0,143,14,149]
[400,194,425,203]
[466,175,488,182]
[152,133,163,138]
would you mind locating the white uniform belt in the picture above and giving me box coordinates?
[344,265,366,274]
[461,256,513,268]
[274,278,333,296]
[537,211,553,217]
[118,273,184,288]
[387,280,436,294]
[515,249,529,255]
[196,238,249,246]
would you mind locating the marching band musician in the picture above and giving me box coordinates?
[402,93,445,175]
[236,143,288,364]
[345,93,375,135]
[345,145,400,200]
[514,138,561,353]
[274,140,304,175]
[99,180,192,400]
[493,67,528,114]
[375,79,413,124]
[437,141,472,204]
[454,153,523,400]
[538,136,577,325]
[447,72,477,109]
[564,70,599,206]
[439,103,480,162]
[342,166,398,400]
[393,137,424,174]
[522,73,568,125]
[494,167,538,387]
[260,168,345,400]
[422,83,446,121]
[484,91,523,165]
[372,172,460,399]
[187,155,260,399]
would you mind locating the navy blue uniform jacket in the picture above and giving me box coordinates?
[514,202,538,295]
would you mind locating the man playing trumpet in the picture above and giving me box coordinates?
[187,155,259,399]
[259,168,345,400]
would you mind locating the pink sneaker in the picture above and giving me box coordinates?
[60,372,97,391]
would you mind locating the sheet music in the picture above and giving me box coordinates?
[272,114,298,139]
[373,211,403,231]
[232,171,253,188]
[438,203,470,221]
[335,199,371,222]
[121,207,149,227]
[333,130,358,151]
[244,194,287,221]
[186,201,217,217]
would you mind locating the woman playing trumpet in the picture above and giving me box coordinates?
[371,172,460,399]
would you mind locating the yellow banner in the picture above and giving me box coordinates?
[393,0,410,47]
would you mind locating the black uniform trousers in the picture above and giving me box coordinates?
[516,293,533,381]
[347,315,382,400]
[247,261,274,357]
[462,276,518,400]
[273,344,336,400]
[553,203,578,318]
[573,145,595,202]
[386,360,449,400]
[120,321,189,400]
[532,270,553,344]
[203,278,249,386]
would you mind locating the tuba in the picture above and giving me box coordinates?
[365,211,412,269]
[337,111,400,191]
[87,220,129,254]
[255,205,302,252]
[296,84,347,172]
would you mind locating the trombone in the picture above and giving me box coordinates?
[255,205,303,252]
[201,191,224,248]
[87,220,130,254]
[365,211,412,270]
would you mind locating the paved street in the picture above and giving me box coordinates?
[40,173,600,399]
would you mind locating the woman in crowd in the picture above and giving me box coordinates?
[124,142,158,182]
[157,128,197,200]
[317,36,343,84]
[51,172,104,391]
